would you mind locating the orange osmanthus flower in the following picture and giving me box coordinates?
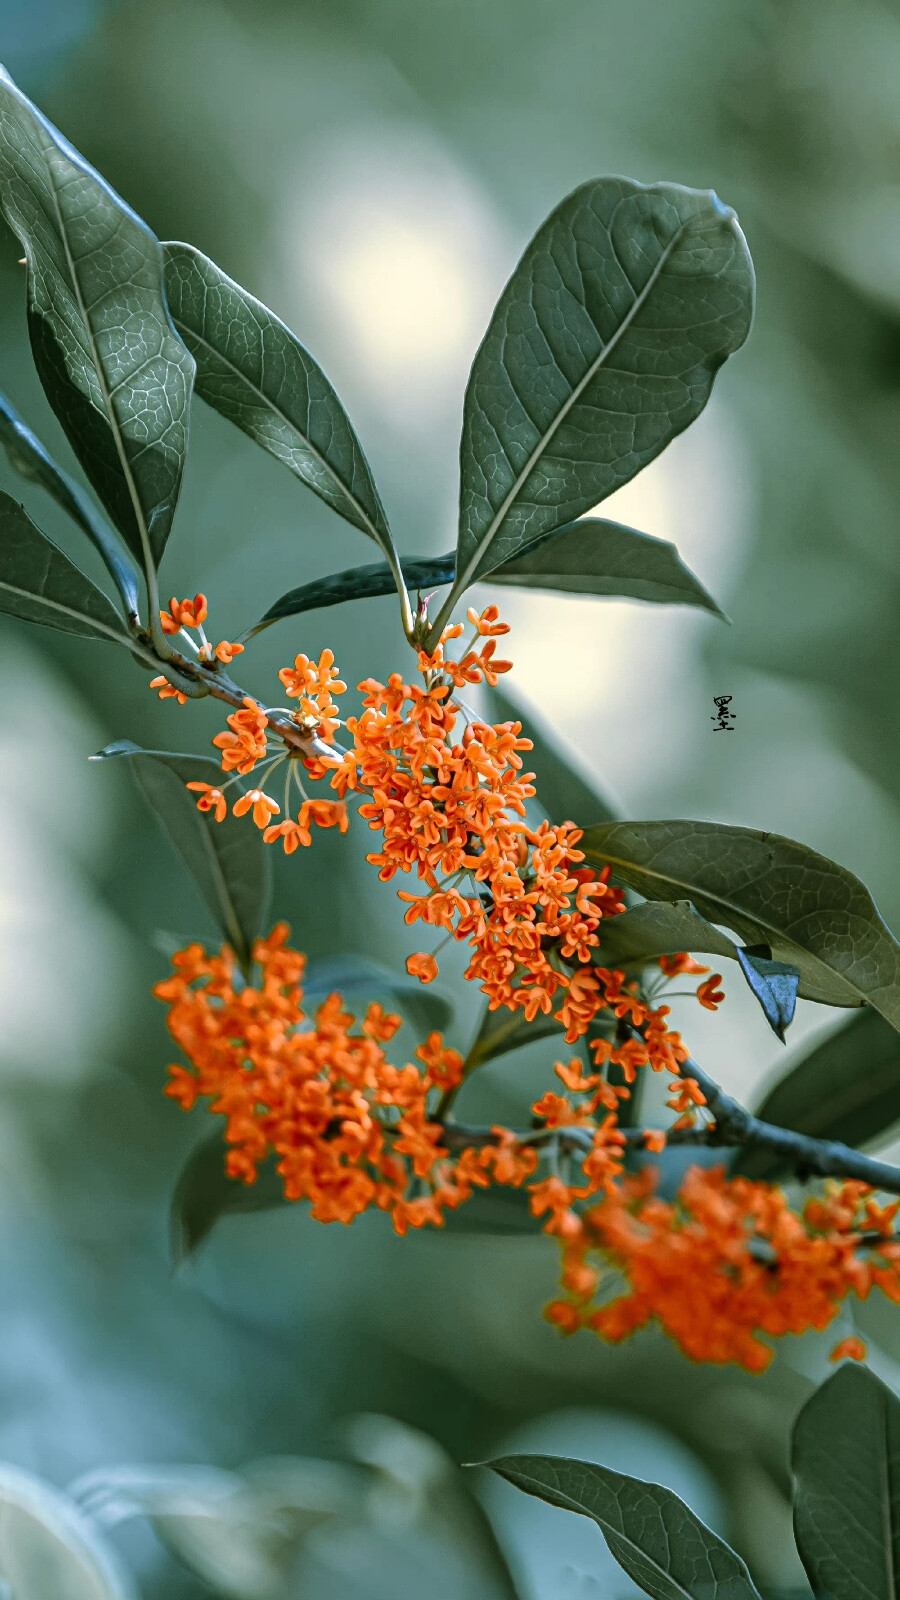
[697,974,726,1010]
[186,782,227,822]
[829,1336,867,1362]
[407,952,439,984]
[150,675,187,705]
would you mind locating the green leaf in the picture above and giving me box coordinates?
[735,946,799,1043]
[0,389,140,617]
[481,1455,761,1600]
[0,489,131,643]
[792,1364,900,1600]
[488,517,726,617]
[163,242,397,565]
[171,1131,285,1263]
[302,953,453,1037]
[452,178,755,597]
[91,741,270,973]
[483,682,618,827]
[733,1008,900,1180]
[581,821,900,1024]
[465,1002,566,1072]
[0,70,194,573]
[250,516,722,635]
[252,555,454,634]
[592,900,738,968]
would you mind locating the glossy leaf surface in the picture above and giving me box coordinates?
[92,742,269,973]
[592,900,738,968]
[252,516,721,633]
[735,946,799,1042]
[483,682,617,827]
[0,69,193,570]
[0,490,129,643]
[455,178,755,592]
[482,1455,761,1600]
[0,389,139,616]
[734,1008,900,1179]
[164,242,395,559]
[581,821,900,1023]
[792,1364,900,1600]
[488,517,726,616]
[253,555,454,632]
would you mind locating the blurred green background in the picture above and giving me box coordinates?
[1,0,899,1594]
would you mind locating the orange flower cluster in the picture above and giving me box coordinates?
[157,925,538,1233]
[545,1166,900,1371]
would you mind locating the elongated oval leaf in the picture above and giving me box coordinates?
[466,1001,566,1072]
[733,1008,900,1180]
[92,741,269,973]
[302,953,453,1036]
[251,516,720,634]
[581,821,900,1023]
[164,242,395,559]
[735,946,799,1042]
[593,900,738,968]
[483,682,618,827]
[0,490,130,643]
[252,555,454,633]
[454,178,755,594]
[481,1455,761,1600]
[0,388,139,617]
[489,517,726,616]
[171,1132,285,1263]
[792,1364,900,1600]
[0,69,194,571]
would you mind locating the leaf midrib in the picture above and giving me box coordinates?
[0,574,128,644]
[42,141,159,578]
[455,210,695,594]
[502,1469,744,1600]
[583,840,870,1005]
[170,296,384,550]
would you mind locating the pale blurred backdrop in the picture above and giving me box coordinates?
[1,1,899,1595]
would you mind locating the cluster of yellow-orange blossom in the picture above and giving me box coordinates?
[151,595,899,1370]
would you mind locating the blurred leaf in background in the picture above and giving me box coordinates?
[1,2,900,1598]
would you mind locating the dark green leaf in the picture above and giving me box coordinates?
[581,821,900,1024]
[171,1131,285,1263]
[792,1364,900,1600]
[442,1185,541,1235]
[0,69,194,571]
[592,900,738,968]
[0,489,130,642]
[91,741,269,973]
[733,1009,900,1179]
[452,178,755,597]
[163,242,396,566]
[250,516,722,635]
[0,389,140,617]
[252,555,454,634]
[481,1455,761,1600]
[465,1002,566,1072]
[483,682,618,827]
[735,946,799,1043]
[489,517,726,617]
[303,953,453,1037]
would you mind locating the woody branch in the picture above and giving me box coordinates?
[439,1048,900,1198]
